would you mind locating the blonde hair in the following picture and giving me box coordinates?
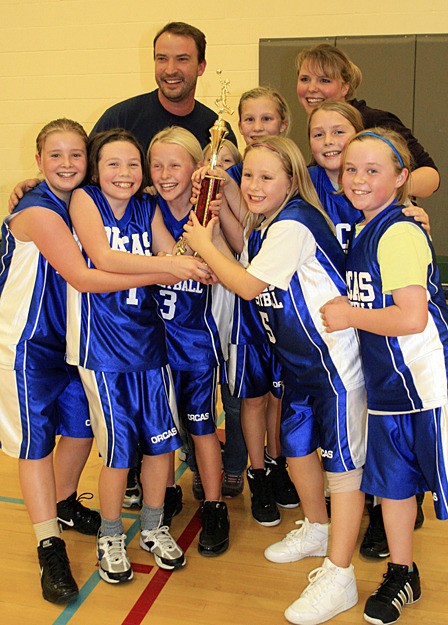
[296,44,362,100]
[202,139,242,168]
[242,136,335,235]
[36,118,88,155]
[238,87,291,136]
[308,100,364,138]
[148,126,203,168]
[342,127,411,204]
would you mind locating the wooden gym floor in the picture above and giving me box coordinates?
[0,416,447,625]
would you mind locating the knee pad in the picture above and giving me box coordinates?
[326,467,363,493]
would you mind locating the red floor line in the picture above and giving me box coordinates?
[121,506,202,625]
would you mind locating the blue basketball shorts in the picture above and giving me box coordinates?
[0,364,92,460]
[171,366,218,436]
[78,364,181,468]
[226,342,283,399]
[280,369,367,473]
[361,406,448,520]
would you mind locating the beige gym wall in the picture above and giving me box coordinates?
[1,0,447,216]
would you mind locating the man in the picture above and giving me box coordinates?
[91,21,237,150]
[8,22,236,210]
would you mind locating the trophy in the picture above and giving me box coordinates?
[176,71,234,255]
[195,71,234,226]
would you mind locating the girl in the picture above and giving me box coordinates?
[309,101,429,558]
[296,43,440,198]
[67,129,211,582]
[321,128,448,625]
[194,87,299,526]
[148,126,230,556]
[202,138,242,170]
[184,135,367,625]
[0,119,193,604]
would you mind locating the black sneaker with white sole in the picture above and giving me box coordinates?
[264,450,300,508]
[57,491,101,535]
[198,501,230,556]
[38,537,79,604]
[364,562,421,625]
[247,466,281,526]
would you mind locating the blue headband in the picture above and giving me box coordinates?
[357,132,405,168]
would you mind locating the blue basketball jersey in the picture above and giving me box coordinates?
[308,165,358,251]
[66,186,168,372]
[153,196,224,371]
[248,198,364,395]
[0,181,68,369]
[346,203,448,413]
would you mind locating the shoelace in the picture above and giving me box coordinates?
[374,569,412,604]
[41,543,70,576]
[144,526,178,553]
[301,565,333,602]
[101,534,127,562]
[257,470,276,508]
[224,474,242,486]
[74,491,95,511]
[284,519,308,542]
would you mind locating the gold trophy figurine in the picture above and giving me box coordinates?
[195,71,234,226]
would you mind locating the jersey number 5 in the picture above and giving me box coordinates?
[259,311,276,344]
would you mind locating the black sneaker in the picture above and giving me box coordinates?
[247,467,281,526]
[360,504,390,559]
[264,449,300,508]
[163,485,183,526]
[38,537,79,604]
[57,491,101,535]
[192,471,205,501]
[364,562,421,624]
[122,468,142,509]
[221,473,244,498]
[198,501,230,557]
[415,493,425,529]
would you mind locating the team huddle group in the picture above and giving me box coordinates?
[1,20,447,625]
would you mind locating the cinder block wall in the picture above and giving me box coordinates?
[1,0,447,217]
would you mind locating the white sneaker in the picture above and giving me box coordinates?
[264,517,328,563]
[140,526,186,570]
[284,557,358,625]
[97,533,133,584]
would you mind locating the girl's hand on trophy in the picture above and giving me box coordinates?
[183,211,217,254]
[209,191,223,218]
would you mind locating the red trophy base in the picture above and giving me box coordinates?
[195,175,224,226]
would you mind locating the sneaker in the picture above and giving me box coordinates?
[122,468,142,509]
[364,562,421,625]
[264,517,328,563]
[285,557,358,625]
[97,533,133,584]
[247,466,281,526]
[38,537,79,604]
[221,473,244,498]
[415,493,425,530]
[192,471,205,501]
[360,504,390,559]
[264,450,300,508]
[57,491,101,535]
[163,485,183,526]
[198,501,230,557]
[140,526,186,570]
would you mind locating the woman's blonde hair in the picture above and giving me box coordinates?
[308,100,364,138]
[342,127,411,204]
[238,87,291,136]
[202,139,242,168]
[296,44,362,100]
[242,135,335,235]
[36,118,88,155]
[148,126,203,170]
